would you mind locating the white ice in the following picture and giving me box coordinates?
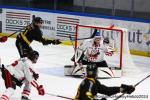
[0,38,150,100]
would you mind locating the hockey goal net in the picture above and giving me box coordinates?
[74,24,140,76]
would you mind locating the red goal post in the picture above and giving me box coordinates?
[74,24,124,69]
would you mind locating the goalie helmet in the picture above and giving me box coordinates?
[94,31,101,39]
[28,50,39,61]
[86,64,98,77]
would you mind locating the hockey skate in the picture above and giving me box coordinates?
[21,96,31,100]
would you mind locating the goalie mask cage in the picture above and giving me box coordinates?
[74,24,141,76]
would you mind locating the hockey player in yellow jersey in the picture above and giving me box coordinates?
[16,17,61,58]
[74,64,135,100]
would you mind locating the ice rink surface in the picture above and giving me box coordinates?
[0,38,150,100]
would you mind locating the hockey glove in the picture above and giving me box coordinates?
[51,39,61,45]
[103,37,109,44]
[37,85,45,95]
[120,84,135,94]
[33,72,39,80]
[0,36,8,42]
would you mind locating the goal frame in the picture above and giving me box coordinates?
[74,24,124,69]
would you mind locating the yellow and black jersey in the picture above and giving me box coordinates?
[17,24,51,45]
[16,24,55,57]
[74,77,120,100]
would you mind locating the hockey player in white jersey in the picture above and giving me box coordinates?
[75,31,114,67]
[0,50,45,100]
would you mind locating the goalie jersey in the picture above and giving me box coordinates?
[76,39,113,62]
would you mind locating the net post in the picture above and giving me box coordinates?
[120,30,124,69]
[75,24,79,50]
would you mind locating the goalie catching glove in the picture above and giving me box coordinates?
[120,84,135,94]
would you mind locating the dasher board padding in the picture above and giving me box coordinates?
[64,65,122,78]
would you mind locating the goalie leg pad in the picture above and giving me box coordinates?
[75,48,84,63]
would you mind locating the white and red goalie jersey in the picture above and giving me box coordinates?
[75,38,114,62]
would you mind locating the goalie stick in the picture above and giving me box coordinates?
[114,74,150,100]
[69,28,97,48]
[46,93,73,100]
[72,67,115,78]
[71,24,114,41]
[70,28,97,41]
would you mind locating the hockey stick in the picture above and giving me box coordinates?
[69,28,97,50]
[114,74,150,100]
[46,93,73,100]
[100,69,113,78]
[71,28,97,41]
[6,15,36,38]
[7,28,25,37]
[71,64,84,76]
[73,24,115,41]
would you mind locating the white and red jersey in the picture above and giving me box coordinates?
[78,39,113,62]
[5,57,39,88]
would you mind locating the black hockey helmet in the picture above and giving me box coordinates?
[33,17,43,24]
[28,50,39,61]
[86,64,98,77]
